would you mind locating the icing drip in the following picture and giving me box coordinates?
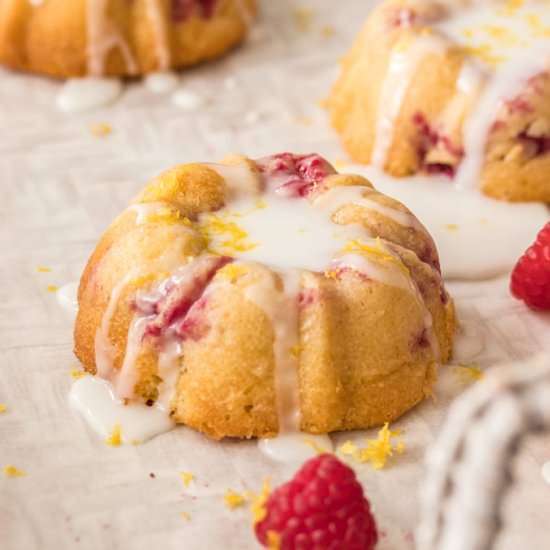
[57,78,122,113]
[56,281,79,317]
[70,376,175,444]
[372,35,447,167]
[87,0,138,76]
[244,269,301,432]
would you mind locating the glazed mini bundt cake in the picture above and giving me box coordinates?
[74,152,455,439]
[0,0,255,78]
[328,0,550,202]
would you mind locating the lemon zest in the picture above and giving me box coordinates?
[70,367,87,380]
[339,424,405,469]
[453,363,484,384]
[0,404,6,413]
[250,477,271,524]
[47,285,58,293]
[224,489,246,509]
[303,439,329,455]
[106,424,122,446]
[180,471,195,487]
[36,266,51,273]
[4,465,25,478]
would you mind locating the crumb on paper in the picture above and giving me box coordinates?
[0,403,6,413]
[453,363,484,384]
[293,7,314,32]
[36,266,51,273]
[224,489,246,509]
[90,122,112,138]
[131,439,142,446]
[180,511,191,522]
[149,473,156,479]
[47,285,58,293]
[106,424,122,446]
[70,367,87,380]
[180,471,195,487]
[339,423,405,469]
[4,465,25,478]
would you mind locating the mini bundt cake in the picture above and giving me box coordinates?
[328,0,550,202]
[0,0,255,78]
[74,152,456,439]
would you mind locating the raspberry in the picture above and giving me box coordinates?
[510,222,550,311]
[255,454,378,550]
[257,153,336,198]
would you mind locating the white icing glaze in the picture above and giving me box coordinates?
[244,269,301,432]
[57,78,123,113]
[171,88,205,110]
[357,165,550,280]
[70,376,175,443]
[258,433,333,463]
[87,0,138,76]
[144,71,180,94]
[56,281,79,317]
[144,0,171,70]
[372,35,446,167]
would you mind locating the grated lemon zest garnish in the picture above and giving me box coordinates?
[324,269,339,280]
[501,0,525,15]
[47,285,58,293]
[293,7,314,32]
[250,477,271,524]
[446,224,459,232]
[145,206,184,225]
[36,266,51,273]
[303,439,329,455]
[0,404,6,413]
[180,471,195,487]
[321,25,335,39]
[339,424,405,469]
[453,363,484,384]
[343,238,409,274]
[90,122,112,138]
[198,213,258,254]
[224,489,246,509]
[460,44,505,68]
[106,424,122,446]
[4,465,25,478]
[70,367,87,379]
[180,511,191,521]
[267,530,282,550]
[217,263,248,283]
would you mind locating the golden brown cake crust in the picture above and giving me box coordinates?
[328,0,550,203]
[74,154,455,439]
[0,0,255,78]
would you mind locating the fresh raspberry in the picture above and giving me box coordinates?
[255,454,378,550]
[510,222,550,311]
